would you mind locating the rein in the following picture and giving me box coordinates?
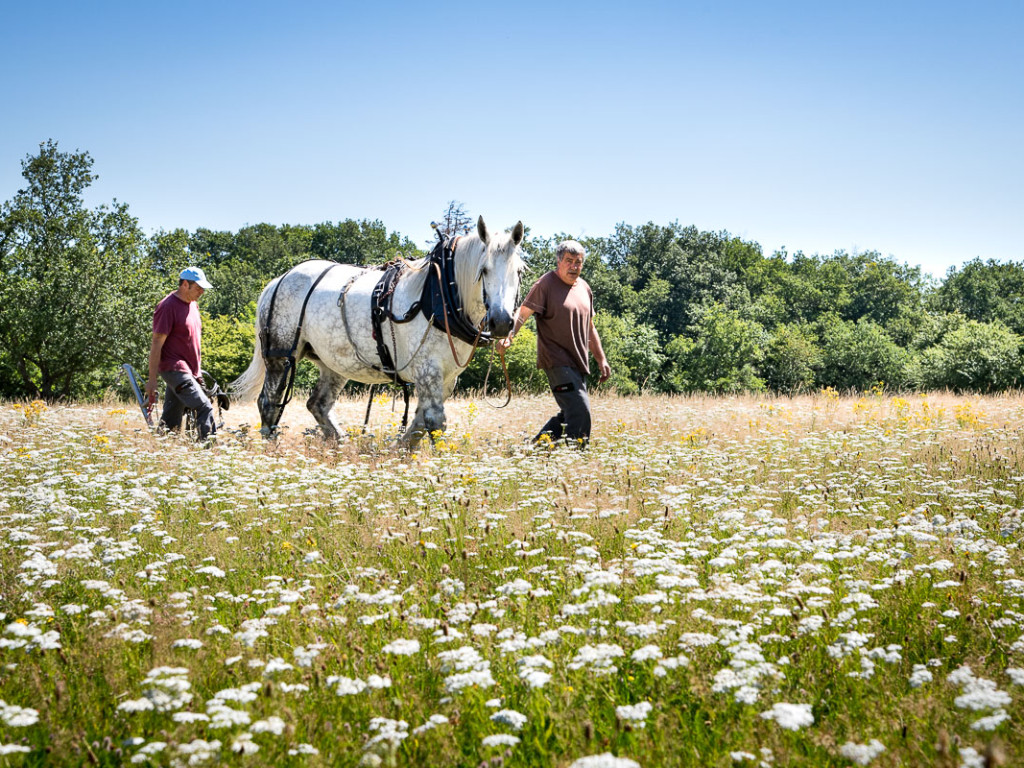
[429,257,487,368]
[480,344,513,409]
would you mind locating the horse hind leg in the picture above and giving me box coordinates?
[257,358,292,438]
[306,365,346,442]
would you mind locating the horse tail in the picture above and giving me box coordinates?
[229,281,274,403]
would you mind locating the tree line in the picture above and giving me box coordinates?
[3,141,1023,402]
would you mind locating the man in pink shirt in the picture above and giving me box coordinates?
[145,267,217,442]
[500,240,610,446]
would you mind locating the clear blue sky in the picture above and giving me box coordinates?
[3,0,1022,278]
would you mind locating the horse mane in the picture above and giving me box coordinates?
[452,229,523,295]
[454,232,488,293]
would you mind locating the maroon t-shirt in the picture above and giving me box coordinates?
[521,271,593,374]
[153,292,202,376]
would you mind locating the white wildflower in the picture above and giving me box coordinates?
[382,638,420,655]
[568,754,641,768]
[971,710,1009,731]
[0,701,40,726]
[251,716,287,735]
[909,665,933,688]
[329,676,367,696]
[838,739,886,765]
[760,702,814,730]
[231,733,260,754]
[490,709,527,730]
[615,701,653,728]
[631,645,663,662]
[482,734,521,747]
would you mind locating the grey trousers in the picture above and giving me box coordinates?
[536,366,591,447]
[159,370,216,441]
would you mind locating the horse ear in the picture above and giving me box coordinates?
[512,221,524,245]
[477,216,489,245]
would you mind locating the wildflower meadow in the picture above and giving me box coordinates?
[1,391,1022,767]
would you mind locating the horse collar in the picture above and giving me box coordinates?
[423,236,491,346]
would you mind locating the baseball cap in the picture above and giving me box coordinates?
[180,267,213,290]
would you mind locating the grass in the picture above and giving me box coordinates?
[0,390,1022,766]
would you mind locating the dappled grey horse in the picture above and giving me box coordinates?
[231,217,524,447]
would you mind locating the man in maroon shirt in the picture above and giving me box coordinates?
[145,267,217,442]
[500,240,610,446]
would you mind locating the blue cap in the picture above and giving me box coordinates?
[179,266,212,290]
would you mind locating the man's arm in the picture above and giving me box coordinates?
[589,318,611,383]
[145,332,168,404]
[498,306,535,350]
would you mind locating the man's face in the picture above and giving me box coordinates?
[555,252,584,285]
[184,281,205,303]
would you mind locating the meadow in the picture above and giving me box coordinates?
[0,390,1022,767]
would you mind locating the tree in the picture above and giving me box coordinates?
[664,304,767,393]
[935,258,1024,335]
[590,312,664,394]
[310,219,415,266]
[433,201,474,241]
[597,222,752,341]
[0,141,158,399]
[843,252,925,325]
[199,304,258,387]
[914,320,1022,392]
[817,318,910,392]
[760,323,821,394]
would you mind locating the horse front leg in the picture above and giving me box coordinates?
[400,366,446,450]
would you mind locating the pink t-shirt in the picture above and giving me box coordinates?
[153,292,202,376]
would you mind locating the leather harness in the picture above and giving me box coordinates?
[368,235,493,385]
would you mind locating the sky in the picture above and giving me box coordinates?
[2,0,1022,279]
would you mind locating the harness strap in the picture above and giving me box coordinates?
[429,259,486,368]
[370,263,409,384]
[421,236,494,346]
[361,383,413,433]
[260,262,341,418]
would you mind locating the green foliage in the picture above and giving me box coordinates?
[844,253,926,325]
[599,222,748,340]
[913,320,1022,392]
[817,318,911,392]
[589,312,664,394]
[311,219,421,266]
[0,140,160,399]
[199,304,257,387]
[760,323,821,394]
[935,257,1024,334]
[664,304,767,393]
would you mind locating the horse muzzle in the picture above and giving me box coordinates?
[485,309,514,338]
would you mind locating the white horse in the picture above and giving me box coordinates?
[231,217,524,447]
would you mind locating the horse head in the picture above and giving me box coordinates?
[460,216,524,338]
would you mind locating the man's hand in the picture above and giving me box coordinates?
[598,360,611,384]
[498,335,513,351]
[144,380,159,407]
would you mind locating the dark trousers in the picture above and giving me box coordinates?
[535,366,591,447]
[159,370,216,441]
